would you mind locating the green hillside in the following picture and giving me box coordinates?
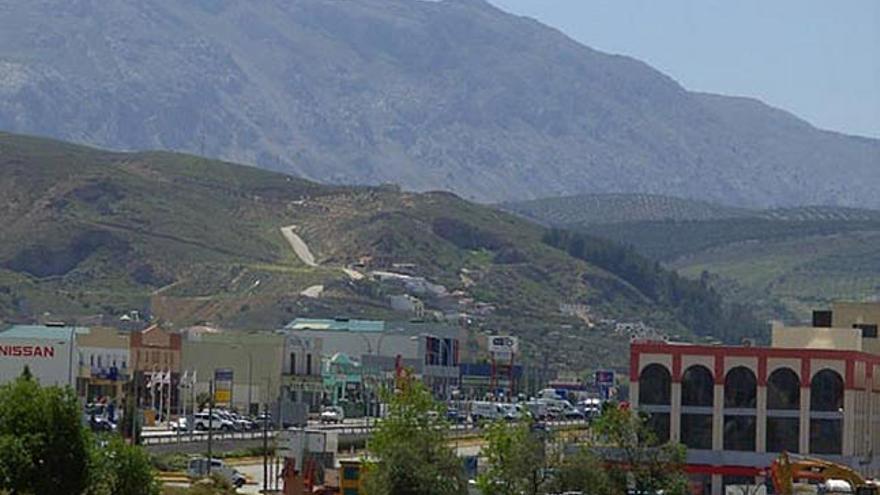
[502,193,880,322]
[0,133,767,370]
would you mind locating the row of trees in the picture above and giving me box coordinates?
[0,368,160,495]
[363,378,688,495]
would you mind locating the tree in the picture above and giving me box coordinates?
[0,370,91,494]
[477,421,554,495]
[554,446,612,495]
[88,436,161,495]
[362,377,466,495]
[591,404,688,495]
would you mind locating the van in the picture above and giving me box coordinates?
[470,401,503,422]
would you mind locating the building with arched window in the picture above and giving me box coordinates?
[630,303,880,495]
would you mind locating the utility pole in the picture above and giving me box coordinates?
[207,379,214,475]
[262,394,269,493]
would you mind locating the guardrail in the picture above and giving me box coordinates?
[140,418,590,446]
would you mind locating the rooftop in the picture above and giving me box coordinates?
[286,318,385,333]
[0,324,89,340]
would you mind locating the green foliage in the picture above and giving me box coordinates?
[0,371,90,494]
[88,436,161,495]
[363,379,466,495]
[591,405,688,495]
[477,421,553,495]
[554,447,612,495]
[543,228,766,342]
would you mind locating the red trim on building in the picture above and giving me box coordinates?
[845,360,855,389]
[684,464,765,477]
[672,353,682,382]
[630,341,878,390]
[630,349,640,379]
[714,352,725,385]
[800,359,811,387]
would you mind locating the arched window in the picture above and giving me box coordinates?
[681,365,714,450]
[638,364,671,444]
[810,369,843,412]
[766,367,801,453]
[810,369,844,455]
[724,367,757,408]
[724,367,757,451]
[767,368,800,410]
[639,364,671,405]
[682,365,714,407]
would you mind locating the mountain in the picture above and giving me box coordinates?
[1,0,878,208]
[0,132,765,369]
[502,193,880,321]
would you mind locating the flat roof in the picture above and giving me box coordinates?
[0,325,88,340]
[286,318,385,333]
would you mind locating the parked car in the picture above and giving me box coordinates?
[193,412,235,431]
[187,457,246,489]
[170,417,189,432]
[320,406,345,424]
[470,401,504,422]
[446,408,467,424]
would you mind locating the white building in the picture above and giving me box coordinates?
[0,324,81,388]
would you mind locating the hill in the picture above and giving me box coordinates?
[0,133,766,370]
[0,0,878,208]
[502,193,880,321]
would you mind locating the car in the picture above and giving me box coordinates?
[446,408,467,424]
[170,417,189,432]
[193,412,235,431]
[470,401,504,422]
[320,406,345,424]
[89,415,116,432]
[187,457,246,489]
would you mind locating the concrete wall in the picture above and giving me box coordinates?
[771,325,862,351]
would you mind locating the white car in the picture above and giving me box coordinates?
[193,412,235,431]
[187,458,246,488]
[320,406,345,424]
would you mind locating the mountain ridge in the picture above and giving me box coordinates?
[1,0,877,208]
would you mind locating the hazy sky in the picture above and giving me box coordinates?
[489,0,880,139]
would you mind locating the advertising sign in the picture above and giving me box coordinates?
[0,338,73,387]
[214,368,233,406]
[488,336,518,362]
[594,369,615,386]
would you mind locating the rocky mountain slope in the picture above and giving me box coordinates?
[1,0,877,207]
[0,132,766,369]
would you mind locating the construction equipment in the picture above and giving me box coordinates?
[771,452,878,495]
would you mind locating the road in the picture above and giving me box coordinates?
[280,225,317,267]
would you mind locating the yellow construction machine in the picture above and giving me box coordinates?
[771,452,878,495]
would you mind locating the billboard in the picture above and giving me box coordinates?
[595,369,615,386]
[0,338,75,387]
[214,368,234,406]
[488,336,518,362]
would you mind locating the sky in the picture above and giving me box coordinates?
[488,0,880,139]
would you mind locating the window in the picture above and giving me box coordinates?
[767,417,799,453]
[724,367,757,408]
[682,365,714,407]
[723,416,756,451]
[343,466,360,480]
[638,364,671,405]
[681,414,713,450]
[767,368,800,410]
[810,370,843,412]
[854,324,878,338]
[644,412,670,444]
[90,355,95,366]
[307,354,313,376]
[810,419,843,454]
[343,489,359,495]
[290,353,296,375]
